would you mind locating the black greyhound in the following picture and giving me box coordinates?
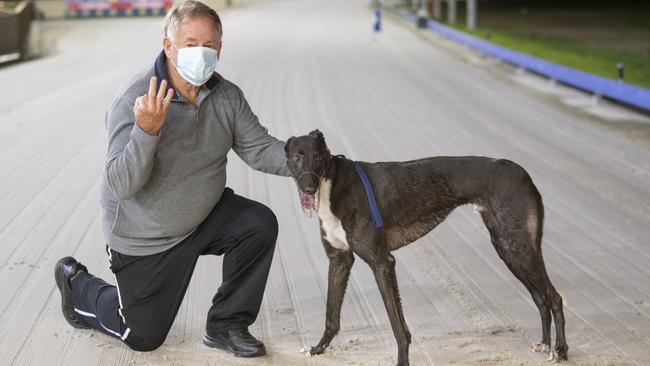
[285,130,568,365]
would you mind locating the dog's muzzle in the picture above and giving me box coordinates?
[295,170,323,217]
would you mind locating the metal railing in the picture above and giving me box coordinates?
[386,6,650,113]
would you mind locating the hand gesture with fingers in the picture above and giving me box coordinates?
[134,76,174,136]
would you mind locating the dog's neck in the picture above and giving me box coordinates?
[318,154,355,212]
[321,154,349,186]
[322,155,338,181]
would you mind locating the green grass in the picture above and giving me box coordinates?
[0,1,21,11]
[450,25,650,89]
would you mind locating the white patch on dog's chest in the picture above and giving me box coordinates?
[318,179,350,251]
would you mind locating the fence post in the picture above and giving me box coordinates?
[467,0,476,30]
[433,0,441,19]
[447,0,456,24]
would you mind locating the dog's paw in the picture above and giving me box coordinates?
[309,345,325,355]
[547,349,568,363]
[299,346,314,357]
[531,342,551,353]
[548,343,569,363]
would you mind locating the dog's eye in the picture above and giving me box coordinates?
[292,155,302,162]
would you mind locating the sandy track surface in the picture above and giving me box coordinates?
[1,0,649,365]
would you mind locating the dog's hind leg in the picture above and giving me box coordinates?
[479,213,568,362]
[310,244,355,355]
[548,282,568,362]
[505,255,553,353]
[482,227,558,358]
[479,161,568,361]
[506,260,567,362]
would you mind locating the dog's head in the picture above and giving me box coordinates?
[285,129,332,217]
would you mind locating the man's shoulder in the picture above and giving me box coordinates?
[214,74,236,91]
[213,74,247,101]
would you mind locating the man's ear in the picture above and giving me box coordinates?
[163,37,173,60]
[284,137,295,157]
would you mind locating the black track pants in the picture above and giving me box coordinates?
[70,188,278,351]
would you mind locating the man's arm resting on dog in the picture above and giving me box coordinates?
[232,86,291,177]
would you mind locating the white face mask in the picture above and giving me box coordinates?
[170,41,218,86]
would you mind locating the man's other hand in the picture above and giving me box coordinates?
[134,77,174,136]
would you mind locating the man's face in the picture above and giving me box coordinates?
[163,16,223,66]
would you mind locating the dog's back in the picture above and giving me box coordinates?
[358,156,536,250]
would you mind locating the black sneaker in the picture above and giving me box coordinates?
[203,328,266,357]
[54,257,90,329]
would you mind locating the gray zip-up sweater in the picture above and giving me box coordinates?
[100,51,290,256]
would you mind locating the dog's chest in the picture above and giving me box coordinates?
[318,179,350,251]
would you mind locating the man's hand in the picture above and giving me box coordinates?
[134,76,174,136]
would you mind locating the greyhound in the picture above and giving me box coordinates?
[284,130,568,366]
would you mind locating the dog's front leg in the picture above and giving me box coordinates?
[310,244,354,355]
[369,252,411,366]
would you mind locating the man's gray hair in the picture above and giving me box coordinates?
[164,1,222,39]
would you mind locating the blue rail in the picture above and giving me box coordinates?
[387,8,650,112]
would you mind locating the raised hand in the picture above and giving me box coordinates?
[133,76,174,136]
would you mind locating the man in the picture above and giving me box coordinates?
[54,0,290,357]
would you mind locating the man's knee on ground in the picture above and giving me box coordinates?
[125,334,166,352]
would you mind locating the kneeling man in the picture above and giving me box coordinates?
[55,1,289,357]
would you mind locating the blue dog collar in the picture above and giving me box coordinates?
[354,161,384,229]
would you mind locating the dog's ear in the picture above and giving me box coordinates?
[308,130,331,158]
[308,129,324,142]
[308,130,328,151]
[284,137,295,157]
